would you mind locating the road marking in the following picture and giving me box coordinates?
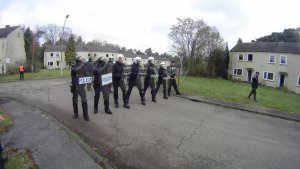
[50,82,67,86]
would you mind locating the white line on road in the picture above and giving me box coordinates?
[50,82,68,86]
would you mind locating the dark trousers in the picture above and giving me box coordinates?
[144,76,156,98]
[126,78,144,101]
[113,76,127,103]
[248,88,257,100]
[168,78,180,94]
[155,78,167,94]
[19,72,24,80]
[94,84,110,110]
[72,85,87,114]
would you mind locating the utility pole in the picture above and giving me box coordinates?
[60,14,69,77]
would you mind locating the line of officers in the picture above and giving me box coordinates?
[70,54,181,121]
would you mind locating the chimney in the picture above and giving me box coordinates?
[5,25,10,28]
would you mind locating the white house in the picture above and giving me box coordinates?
[44,45,171,68]
[44,45,119,69]
[229,42,300,94]
[0,25,26,74]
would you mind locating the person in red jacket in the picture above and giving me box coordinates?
[19,63,25,80]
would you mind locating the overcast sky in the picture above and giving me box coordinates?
[0,0,299,54]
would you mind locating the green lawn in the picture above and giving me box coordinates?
[179,76,300,114]
[0,69,71,81]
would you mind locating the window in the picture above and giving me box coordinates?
[88,53,91,57]
[94,53,97,57]
[56,53,59,57]
[233,68,243,76]
[269,55,276,64]
[263,72,274,81]
[106,54,109,57]
[298,76,300,86]
[48,62,53,66]
[247,54,253,61]
[112,54,114,56]
[238,54,244,61]
[280,55,287,65]
[50,53,54,57]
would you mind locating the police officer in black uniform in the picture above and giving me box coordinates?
[71,56,90,121]
[93,57,113,114]
[126,56,146,105]
[86,57,94,91]
[168,61,181,96]
[155,62,169,99]
[112,54,130,108]
[143,57,158,102]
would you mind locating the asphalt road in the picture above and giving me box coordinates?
[1,78,300,169]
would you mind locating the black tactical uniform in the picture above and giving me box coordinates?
[168,64,181,96]
[86,58,94,91]
[143,61,158,102]
[248,72,259,101]
[112,61,130,108]
[155,65,169,99]
[71,57,90,121]
[93,58,113,114]
[126,61,146,105]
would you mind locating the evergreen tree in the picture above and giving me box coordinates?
[65,34,76,67]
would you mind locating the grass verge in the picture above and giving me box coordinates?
[0,69,71,81]
[0,108,37,169]
[179,76,300,114]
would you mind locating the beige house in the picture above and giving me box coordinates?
[44,45,119,69]
[229,42,300,94]
[0,25,26,74]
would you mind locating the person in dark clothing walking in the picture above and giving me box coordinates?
[248,72,260,101]
[168,61,181,96]
[93,57,113,114]
[126,56,146,105]
[155,62,170,99]
[143,57,158,102]
[70,56,91,121]
[86,57,94,91]
[112,54,130,108]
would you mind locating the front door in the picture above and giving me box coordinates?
[247,70,252,82]
[279,74,285,87]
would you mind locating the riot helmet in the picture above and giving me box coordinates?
[108,55,114,62]
[134,56,142,64]
[148,57,154,64]
[117,54,125,63]
[160,62,167,69]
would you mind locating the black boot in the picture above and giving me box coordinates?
[163,90,168,99]
[104,100,112,114]
[175,88,181,95]
[72,101,79,119]
[94,96,99,114]
[151,90,156,102]
[82,102,90,121]
[124,100,130,109]
[141,98,146,105]
[114,100,119,108]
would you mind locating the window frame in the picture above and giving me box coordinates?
[280,55,287,65]
[233,68,243,76]
[263,71,275,81]
[247,53,253,62]
[269,55,276,64]
[47,62,53,66]
[238,53,244,61]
